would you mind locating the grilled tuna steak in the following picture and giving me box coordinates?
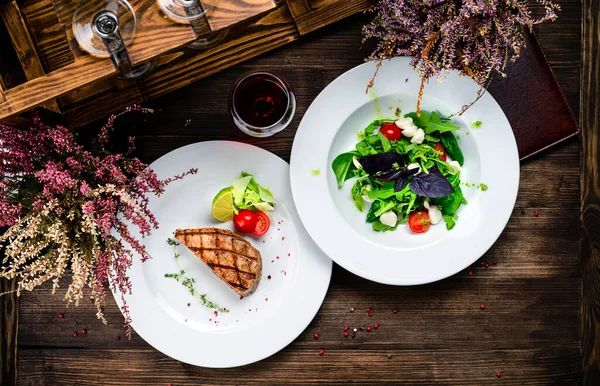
[174,228,262,297]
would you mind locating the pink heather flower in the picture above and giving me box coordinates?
[0,106,195,338]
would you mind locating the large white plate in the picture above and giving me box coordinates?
[114,141,332,367]
[290,57,519,285]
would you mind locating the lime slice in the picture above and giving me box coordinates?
[211,187,234,222]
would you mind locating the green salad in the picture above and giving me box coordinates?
[332,111,466,233]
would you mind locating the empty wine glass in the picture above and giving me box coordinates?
[73,0,155,79]
[157,0,229,50]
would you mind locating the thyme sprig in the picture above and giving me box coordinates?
[164,238,228,313]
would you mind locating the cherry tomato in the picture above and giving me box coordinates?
[233,210,258,233]
[251,212,271,236]
[380,123,402,141]
[434,143,447,161]
[408,210,431,233]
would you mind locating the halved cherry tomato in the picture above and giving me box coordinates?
[251,211,271,236]
[408,210,431,233]
[233,210,257,233]
[380,123,402,141]
[434,143,447,161]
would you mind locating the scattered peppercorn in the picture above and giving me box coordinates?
[534,211,539,217]
[344,332,349,338]
[81,329,87,335]
[480,303,485,310]
[496,372,501,378]
[492,261,497,265]
[350,307,355,312]
[72,332,78,337]
[58,313,64,319]
[367,326,372,332]
[313,333,320,340]
[267,275,271,279]
[387,354,393,359]
[115,335,121,341]
[374,324,379,329]
[319,350,324,355]
[469,271,473,276]
[393,309,398,314]
[344,326,349,332]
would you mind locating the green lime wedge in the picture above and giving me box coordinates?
[211,187,234,222]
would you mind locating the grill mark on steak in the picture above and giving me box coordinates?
[187,246,258,261]
[207,263,257,278]
[174,228,262,297]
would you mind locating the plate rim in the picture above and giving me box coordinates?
[289,57,520,285]
[113,141,333,367]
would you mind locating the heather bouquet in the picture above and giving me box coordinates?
[0,107,196,337]
[364,0,560,114]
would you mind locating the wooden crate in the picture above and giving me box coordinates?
[0,0,372,128]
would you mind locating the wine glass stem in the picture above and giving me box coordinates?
[93,11,135,77]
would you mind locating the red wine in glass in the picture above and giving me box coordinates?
[229,71,296,137]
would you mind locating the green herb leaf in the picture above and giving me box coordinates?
[374,198,396,217]
[440,132,464,166]
[258,186,276,204]
[254,202,274,212]
[356,140,376,156]
[366,200,381,223]
[377,131,392,152]
[404,111,430,129]
[431,187,463,215]
[443,214,457,230]
[332,152,359,188]
[351,180,365,212]
[372,219,399,232]
[232,175,252,206]
[426,111,460,134]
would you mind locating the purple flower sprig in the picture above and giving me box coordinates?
[0,106,197,338]
[363,0,560,115]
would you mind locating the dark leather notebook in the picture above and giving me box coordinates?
[488,30,580,160]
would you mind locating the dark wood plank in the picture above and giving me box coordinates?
[0,80,5,103]
[201,0,277,31]
[581,0,600,384]
[18,347,580,385]
[19,0,75,72]
[294,0,371,35]
[0,1,60,112]
[0,279,18,386]
[286,0,311,19]
[0,58,116,119]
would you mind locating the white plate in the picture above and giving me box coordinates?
[114,141,332,367]
[290,57,519,285]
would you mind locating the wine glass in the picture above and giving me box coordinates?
[228,71,296,137]
[73,0,155,79]
[157,0,229,50]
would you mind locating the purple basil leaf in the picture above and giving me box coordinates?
[410,171,454,198]
[394,176,408,192]
[376,169,404,181]
[358,152,404,175]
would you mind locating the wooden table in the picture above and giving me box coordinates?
[2,0,600,384]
